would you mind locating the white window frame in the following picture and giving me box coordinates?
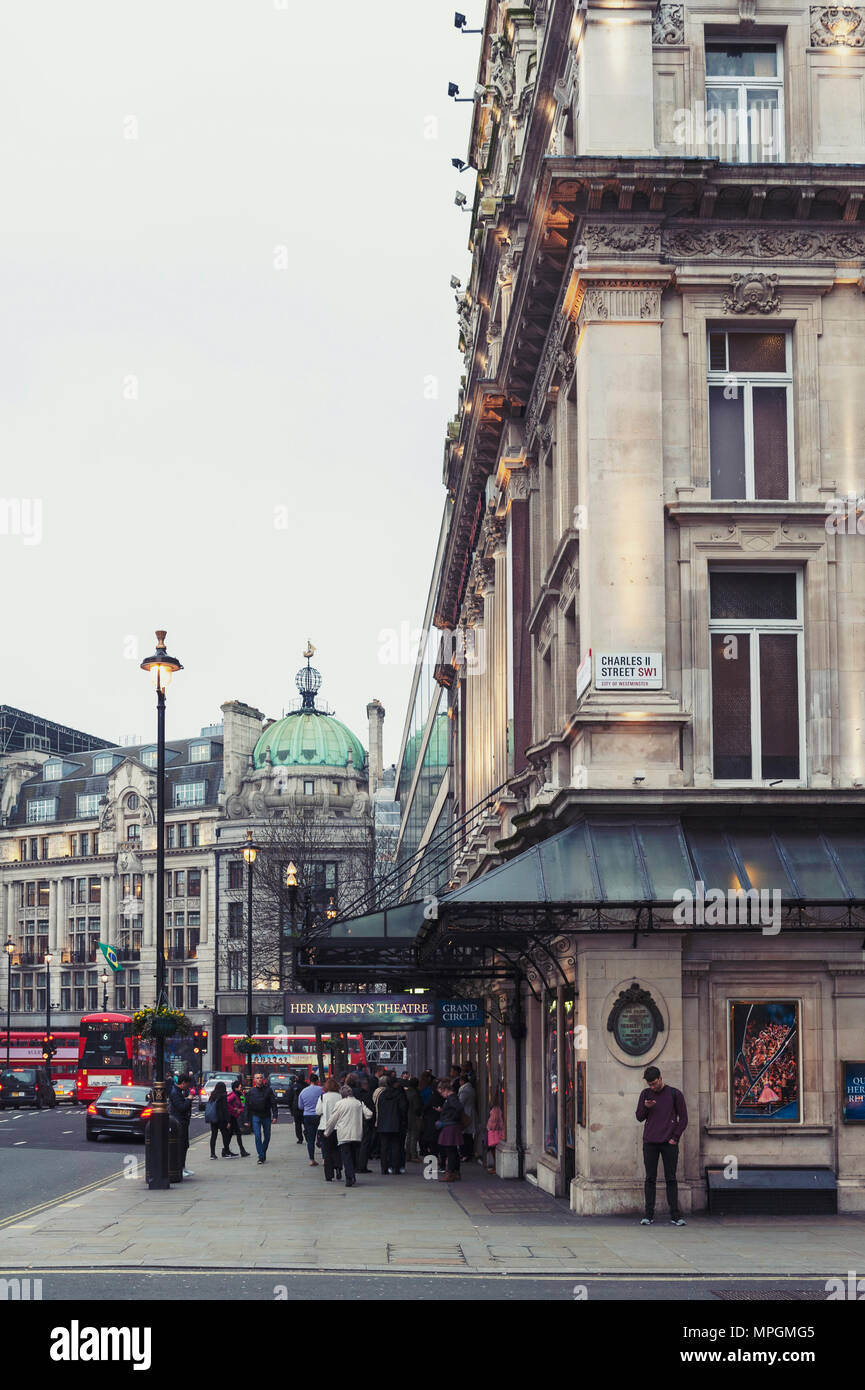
[707,330,794,500]
[76,794,101,819]
[174,782,206,808]
[141,750,158,769]
[709,566,805,788]
[27,797,57,824]
[93,755,115,774]
[704,39,785,162]
[43,762,63,781]
[189,742,210,763]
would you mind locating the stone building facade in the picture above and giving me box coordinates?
[397,0,865,1211]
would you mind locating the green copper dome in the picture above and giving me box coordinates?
[255,646,367,771]
[253,712,366,771]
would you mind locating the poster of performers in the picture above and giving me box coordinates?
[730,1000,800,1121]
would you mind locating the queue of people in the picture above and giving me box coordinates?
[166,1062,499,1189]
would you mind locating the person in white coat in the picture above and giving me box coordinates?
[323,1085,373,1188]
[315,1078,343,1182]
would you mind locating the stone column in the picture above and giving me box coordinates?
[199,866,208,944]
[48,880,59,952]
[144,871,155,948]
[578,1,658,158]
[108,874,118,947]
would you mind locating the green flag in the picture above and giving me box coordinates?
[98,942,122,973]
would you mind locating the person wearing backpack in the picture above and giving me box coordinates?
[205,1081,236,1159]
[635,1066,688,1226]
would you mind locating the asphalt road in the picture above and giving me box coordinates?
[0,1103,214,1226]
[0,1269,837,1300]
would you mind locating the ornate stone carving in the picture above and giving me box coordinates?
[652,3,685,44]
[578,281,663,325]
[810,5,865,46]
[490,34,515,104]
[724,271,781,314]
[507,469,531,503]
[583,223,658,254]
[497,247,515,287]
[663,225,865,260]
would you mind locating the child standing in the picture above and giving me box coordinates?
[486,1102,505,1171]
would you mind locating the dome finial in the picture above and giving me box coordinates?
[296,643,322,711]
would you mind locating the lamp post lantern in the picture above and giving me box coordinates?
[242,829,258,1085]
[140,628,183,1190]
[5,938,14,1072]
[101,970,110,1012]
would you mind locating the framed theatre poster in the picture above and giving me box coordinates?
[842,1061,865,1123]
[729,1000,800,1122]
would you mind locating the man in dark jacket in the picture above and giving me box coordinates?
[376,1075,408,1175]
[167,1075,194,1177]
[635,1066,688,1226]
[246,1072,279,1164]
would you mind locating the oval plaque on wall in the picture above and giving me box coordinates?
[607,983,664,1058]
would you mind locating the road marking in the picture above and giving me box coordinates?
[62,1130,73,1135]
[13,1141,26,1146]
[0,1167,127,1230]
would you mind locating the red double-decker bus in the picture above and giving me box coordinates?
[220,1033,367,1079]
[77,1012,137,1102]
[3,1031,79,1081]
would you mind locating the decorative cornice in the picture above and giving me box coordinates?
[663,224,865,261]
[652,3,684,44]
[583,222,660,255]
[810,5,865,47]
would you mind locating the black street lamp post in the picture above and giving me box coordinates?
[140,629,183,1191]
[44,952,53,1083]
[242,829,258,1085]
[5,938,15,1071]
[101,971,109,1012]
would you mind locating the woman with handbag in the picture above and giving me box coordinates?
[205,1081,236,1159]
[226,1079,250,1157]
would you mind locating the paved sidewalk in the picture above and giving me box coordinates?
[1,1119,863,1275]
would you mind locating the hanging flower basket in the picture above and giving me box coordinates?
[132,1006,192,1040]
[234,1036,262,1056]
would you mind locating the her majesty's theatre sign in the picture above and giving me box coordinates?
[284,994,437,1027]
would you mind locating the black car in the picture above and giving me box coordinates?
[0,1068,57,1109]
[86,1085,154,1141]
[268,1074,297,1107]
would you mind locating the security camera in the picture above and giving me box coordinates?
[454,10,467,26]
[455,190,467,207]
[448,82,460,98]
[450,275,462,289]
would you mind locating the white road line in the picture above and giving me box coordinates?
[13,1141,26,1146]
[62,1131,73,1135]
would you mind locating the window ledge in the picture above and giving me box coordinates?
[704,1124,832,1137]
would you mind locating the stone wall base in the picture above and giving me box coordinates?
[570,1177,704,1216]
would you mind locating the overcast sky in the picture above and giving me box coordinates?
[0,1,481,767]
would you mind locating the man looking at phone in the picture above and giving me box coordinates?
[635,1066,688,1226]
